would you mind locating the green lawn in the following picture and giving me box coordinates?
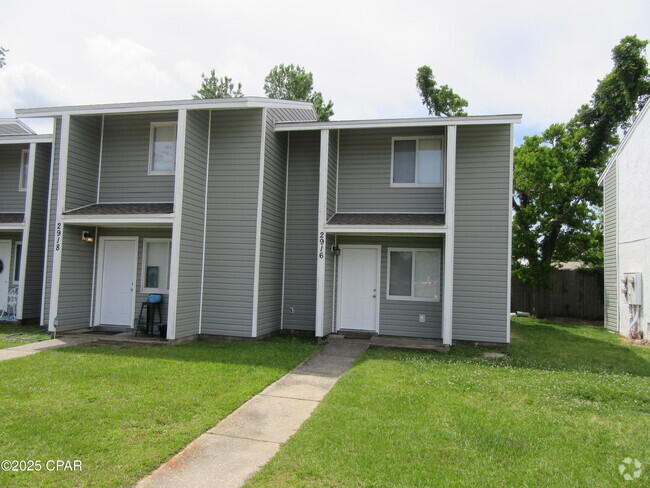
[247,318,650,488]
[0,323,49,349]
[0,336,319,488]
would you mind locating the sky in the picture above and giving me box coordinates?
[1,0,648,143]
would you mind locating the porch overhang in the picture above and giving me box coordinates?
[325,225,446,234]
[0,213,25,231]
[62,203,174,226]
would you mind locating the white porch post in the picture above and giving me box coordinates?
[315,129,330,338]
[166,108,188,341]
[442,125,457,346]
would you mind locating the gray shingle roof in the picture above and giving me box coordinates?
[327,213,445,226]
[65,203,174,215]
[0,213,25,224]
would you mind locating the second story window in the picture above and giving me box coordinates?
[148,122,177,175]
[391,136,443,186]
[19,149,29,191]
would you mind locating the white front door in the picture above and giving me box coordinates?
[0,241,10,311]
[338,247,379,332]
[99,238,137,326]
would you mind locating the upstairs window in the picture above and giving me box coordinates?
[19,149,29,191]
[391,137,443,186]
[148,122,177,174]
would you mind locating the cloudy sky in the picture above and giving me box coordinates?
[1,0,648,142]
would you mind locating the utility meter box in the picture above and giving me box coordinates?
[622,273,643,305]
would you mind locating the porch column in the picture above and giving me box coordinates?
[315,129,330,338]
[442,125,457,346]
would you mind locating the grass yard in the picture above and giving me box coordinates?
[0,336,319,488]
[247,318,650,488]
[0,323,49,350]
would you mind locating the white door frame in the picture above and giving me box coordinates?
[0,240,11,312]
[94,236,139,327]
[335,244,381,333]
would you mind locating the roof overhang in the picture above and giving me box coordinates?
[16,97,316,118]
[0,118,36,134]
[0,134,52,144]
[325,225,447,234]
[0,223,25,231]
[275,114,522,132]
[61,214,174,225]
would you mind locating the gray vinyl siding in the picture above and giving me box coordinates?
[0,143,28,212]
[98,113,176,203]
[452,124,511,343]
[174,110,209,339]
[66,116,101,211]
[337,127,445,213]
[282,131,320,331]
[336,235,443,338]
[323,234,335,335]
[21,143,51,320]
[327,131,338,218]
[43,118,61,326]
[95,228,172,327]
[201,109,263,337]
[56,224,94,331]
[603,167,618,332]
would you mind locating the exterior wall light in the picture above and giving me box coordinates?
[82,230,94,243]
[331,245,341,256]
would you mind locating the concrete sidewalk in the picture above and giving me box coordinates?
[0,336,98,361]
[135,340,369,488]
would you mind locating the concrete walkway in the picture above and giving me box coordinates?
[135,340,369,488]
[0,336,98,361]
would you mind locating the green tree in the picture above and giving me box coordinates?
[0,47,8,69]
[263,64,334,121]
[513,35,650,285]
[192,69,243,99]
[416,65,468,116]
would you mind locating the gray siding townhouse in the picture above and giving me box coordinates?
[0,119,52,321]
[16,98,520,346]
[599,101,650,339]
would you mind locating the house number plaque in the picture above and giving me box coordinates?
[55,222,62,252]
[318,232,325,259]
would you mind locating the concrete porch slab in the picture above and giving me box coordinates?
[369,336,448,352]
[260,373,338,402]
[135,434,280,488]
[318,341,370,358]
[208,395,319,444]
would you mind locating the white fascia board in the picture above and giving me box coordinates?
[0,223,25,231]
[275,114,523,132]
[325,225,447,234]
[60,215,174,225]
[16,97,315,118]
[598,101,650,186]
[0,134,52,144]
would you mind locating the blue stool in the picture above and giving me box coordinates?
[136,295,163,336]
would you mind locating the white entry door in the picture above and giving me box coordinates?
[0,241,10,312]
[338,247,379,332]
[99,238,137,326]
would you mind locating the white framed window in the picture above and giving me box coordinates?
[141,239,172,293]
[13,242,22,284]
[148,122,177,175]
[391,136,443,187]
[19,149,29,191]
[387,248,441,301]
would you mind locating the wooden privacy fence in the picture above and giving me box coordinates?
[511,270,604,321]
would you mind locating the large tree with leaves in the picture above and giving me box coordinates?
[513,35,650,285]
[193,69,243,99]
[0,46,8,69]
[263,64,334,121]
[416,65,468,116]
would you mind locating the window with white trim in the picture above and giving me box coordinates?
[141,239,171,293]
[19,149,29,191]
[391,137,443,186]
[387,248,441,301]
[148,122,177,174]
[13,242,22,284]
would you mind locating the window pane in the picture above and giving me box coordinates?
[414,250,439,299]
[14,244,22,282]
[389,251,412,296]
[152,126,176,172]
[145,241,170,290]
[417,139,442,184]
[393,140,416,183]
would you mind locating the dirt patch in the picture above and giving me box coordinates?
[619,336,650,348]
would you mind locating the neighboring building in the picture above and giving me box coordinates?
[599,102,650,338]
[0,119,52,321]
[16,98,520,346]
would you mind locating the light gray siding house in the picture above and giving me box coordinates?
[0,119,52,321]
[16,98,520,346]
[599,101,650,339]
